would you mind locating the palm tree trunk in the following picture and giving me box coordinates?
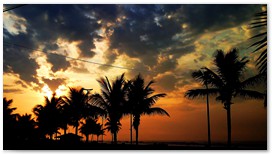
[130,114,133,144]
[102,116,104,143]
[205,83,211,147]
[49,134,53,140]
[97,135,99,142]
[64,128,67,135]
[226,103,232,147]
[135,125,139,145]
[75,126,78,136]
[113,132,118,144]
[86,134,89,143]
[91,134,93,142]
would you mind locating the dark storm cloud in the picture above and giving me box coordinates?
[181,4,261,35]
[3,4,105,89]
[47,54,70,72]
[104,4,261,77]
[11,4,102,57]
[3,4,262,92]
[3,45,39,86]
[107,4,184,67]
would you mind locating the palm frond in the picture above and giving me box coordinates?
[203,67,224,87]
[145,107,170,117]
[144,93,166,107]
[185,88,220,99]
[240,73,266,88]
[249,8,267,74]
[236,89,265,99]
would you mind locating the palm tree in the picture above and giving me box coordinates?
[33,93,62,139]
[58,102,71,135]
[92,73,129,144]
[185,48,265,147]
[186,69,212,146]
[3,98,19,143]
[94,123,105,142]
[3,97,19,122]
[249,6,267,107]
[80,117,97,143]
[17,113,37,141]
[63,87,105,136]
[128,74,170,145]
[62,87,91,136]
[249,5,267,74]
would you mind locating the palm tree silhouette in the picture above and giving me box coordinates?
[93,123,105,142]
[3,97,19,144]
[249,5,267,74]
[80,117,97,143]
[249,6,267,107]
[93,73,129,144]
[58,102,71,135]
[3,97,19,122]
[62,87,91,136]
[127,74,170,145]
[17,113,36,141]
[185,48,265,147]
[33,93,62,140]
[185,69,212,146]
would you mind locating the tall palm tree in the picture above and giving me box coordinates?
[92,73,129,144]
[185,48,265,147]
[186,69,212,146]
[128,74,170,145]
[33,93,62,139]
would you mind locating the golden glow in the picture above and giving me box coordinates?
[181,23,188,29]
[42,85,53,99]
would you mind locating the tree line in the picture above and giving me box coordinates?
[4,74,169,146]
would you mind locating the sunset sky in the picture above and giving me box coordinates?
[3,4,266,143]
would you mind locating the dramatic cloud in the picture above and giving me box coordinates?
[3,4,263,93]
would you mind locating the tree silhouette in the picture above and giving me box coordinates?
[249,6,267,107]
[93,73,129,144]
[249,6,267,74]
[185,70,212,146]
[63,87,106,136]
[33,93,63,139]
[17,113,37,141]
[58,102,71,135]
[127,74,170,145]
[3,97,19,144]
[62,87,91,136]
[185,48,265,147]
[93,123,105,142]
[80,117,97,143]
